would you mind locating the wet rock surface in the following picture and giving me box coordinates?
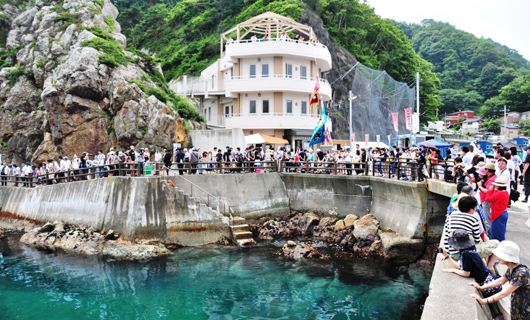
[259,211,425,265]
[20,221,170,261]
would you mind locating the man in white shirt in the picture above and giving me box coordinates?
[496,157,511,186]
[461,146,474,169]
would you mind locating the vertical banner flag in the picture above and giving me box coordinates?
[405,108,412,130]
[351,133,355,144]
[309,76,320,107]
[309,104,327,146]
[412,113,420,133]
[365,134,369,147]
[391,113,399,132]
[376,135,380,147]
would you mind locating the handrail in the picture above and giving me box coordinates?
[227,74,330,84]
[225,112,318,118]
[226,37,328,49]
[171,173,231,216]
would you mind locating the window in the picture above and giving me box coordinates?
[250,65,256,78]
[262,64,269,78]
[285,64,292,78]
[300,66,307,80]
[263,100,269,114]
[225,106,230,117]
[250,100,256,114]
[230,67,233,79]
[301,101,307,114]
[286,100,292,114]
[211,75,215,89]
[208,107,211,121]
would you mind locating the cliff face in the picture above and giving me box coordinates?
[0,0,189,164]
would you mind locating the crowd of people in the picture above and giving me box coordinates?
[438,144,530,319]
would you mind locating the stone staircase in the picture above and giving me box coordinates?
[229,216,256,247]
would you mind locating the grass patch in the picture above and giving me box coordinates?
[87,5,102,15]
[81,27,129,68]
[36,59,45,68]
[52,7,81,32]
[5,65,32,87]
[104,16,115,32]
[93,0,104,6]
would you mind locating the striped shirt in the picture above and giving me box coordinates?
[443,212,481,255]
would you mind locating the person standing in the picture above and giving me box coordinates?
[485,178,510,242]
[523,147,530,203]
[190,148,199,174]
[0,162,6,186]
[175,148,185,175]
[163,149,172,175]
[478,163,497,237]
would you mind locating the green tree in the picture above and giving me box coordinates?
[479,74,530,118]
[481,118,501,134]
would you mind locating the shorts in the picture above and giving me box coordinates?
[448,239,499,260]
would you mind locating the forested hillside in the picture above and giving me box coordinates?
[394,19,530,119]
[111,0,441,125]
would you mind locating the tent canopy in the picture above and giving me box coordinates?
[245,133,288,145]
[419,139,451,148]
[353,141,390,149]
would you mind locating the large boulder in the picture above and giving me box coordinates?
[379,231,425,265]
[353,214,380,247]
[258,219,290,240]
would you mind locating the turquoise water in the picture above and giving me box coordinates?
[0,236,431,320]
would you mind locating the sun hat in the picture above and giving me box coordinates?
[485,163,495,170]
[492,178,508,187]
[475,161,485,168]
[492,240,520,264]
[448,229,475,250]
[452,193,468,210]
[477,167,486,176]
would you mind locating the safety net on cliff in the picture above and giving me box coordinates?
[350,63,416,142]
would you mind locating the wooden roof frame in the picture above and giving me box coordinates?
[220,12,317,55]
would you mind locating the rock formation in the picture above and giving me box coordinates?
[0,0,192,164]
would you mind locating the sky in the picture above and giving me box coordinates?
[366,0,530,61]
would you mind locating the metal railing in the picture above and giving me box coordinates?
[0,159,462,189]
[227,37,328,49]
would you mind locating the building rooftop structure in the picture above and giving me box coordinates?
[172,12,333,149]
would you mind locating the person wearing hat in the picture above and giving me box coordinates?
[484,178,510,241]
[443,230,503,302]
[470,240,530,320]
[478,162,497,237]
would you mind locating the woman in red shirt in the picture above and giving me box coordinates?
[484,178,510,241]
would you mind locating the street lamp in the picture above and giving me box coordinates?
[349,91,357,150]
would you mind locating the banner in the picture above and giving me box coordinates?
[391,113,399,132]
[309,105,327,146]
[405,108,412,130]
[351,133,355,144]
[365,134,369,147]
[309,76,320,107]
[412,112,420,133]
[376,135,380,147]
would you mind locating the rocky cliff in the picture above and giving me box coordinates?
[0,0,193,164]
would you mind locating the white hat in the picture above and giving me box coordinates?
[492,241,520,264]
[492,178,508,187]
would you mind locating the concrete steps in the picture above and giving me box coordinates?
[229,216,256,247]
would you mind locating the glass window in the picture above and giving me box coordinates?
[263,100,269,114]
[301,66,307,80]
[262,64,269,78]
[250,100,256,114]
[301,101,307,114]
[286,100,292,114]
[286,64,292,78]
[250,65,256,78]
[225,106,230,117]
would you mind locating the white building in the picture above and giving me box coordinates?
[172,12,333,148]
[461,118,483,135]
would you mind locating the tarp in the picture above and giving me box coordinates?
[245,133,288,145]
[418,139,451,148]
[353,141,390,149]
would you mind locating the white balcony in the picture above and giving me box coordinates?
[224,112,319,130]
[225,74,332,101]
[225,38,332,71]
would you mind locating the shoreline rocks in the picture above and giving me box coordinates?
[20,221,170,261]
[259,212,425,265]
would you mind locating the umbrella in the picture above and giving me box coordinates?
[419,141,435,148]
[245,133,288,145]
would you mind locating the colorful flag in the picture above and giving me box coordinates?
[392,113,399,132]
[309,104,327,146]
[309,76,320,107]
[365,134,369,147]
[351,133,355,144]
[405,108,412,130]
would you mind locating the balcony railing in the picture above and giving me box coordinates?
[225,112,318,118]
[225,37,328,49]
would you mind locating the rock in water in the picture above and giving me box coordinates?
[379,231,425,265]
[353,214,380,247]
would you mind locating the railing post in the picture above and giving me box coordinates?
[372,161,375,177]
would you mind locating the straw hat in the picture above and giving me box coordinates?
[492,241,520,264]
[452,193,468,210]
[475,161,485,168]
[492,178,508,187]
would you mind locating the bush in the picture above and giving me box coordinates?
[5,65,32,87]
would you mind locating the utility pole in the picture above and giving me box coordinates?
[349,91,357,150]
[415,72,420,145]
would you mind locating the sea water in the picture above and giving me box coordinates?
[0,236,431,320]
